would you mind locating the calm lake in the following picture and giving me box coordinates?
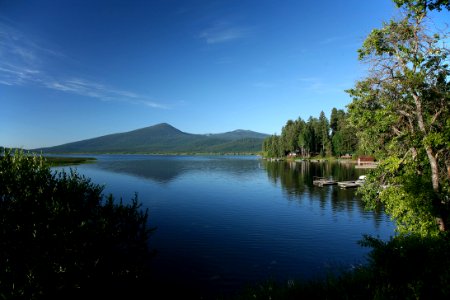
[54,155,395,296]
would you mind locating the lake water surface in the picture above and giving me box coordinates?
[55,155,395,296]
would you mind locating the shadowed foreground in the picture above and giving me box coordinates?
[2,150,450,299]
[0,151,154,299]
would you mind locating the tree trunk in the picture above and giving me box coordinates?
[426,147,446,231]
[413,93,446,231]
[426,147,439,192]
[437,217,446,232]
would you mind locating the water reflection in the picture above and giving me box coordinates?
[262,160,385,229]
[78,155,387,233]
[54,155,393,295]
[96,155,261,184]
[97,159,188,183]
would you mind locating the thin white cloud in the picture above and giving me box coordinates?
[199,22,251,44]
[44,78,169,109]
[0,21,168,109]
[0,79,14,86]
[0,22,50,66]
[0,63,41,85]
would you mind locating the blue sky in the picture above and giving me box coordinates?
[1,0,448,149]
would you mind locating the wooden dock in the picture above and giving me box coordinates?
[337,176,366,189]
[313,177,337,187]
[337,181,361,188]
[355,163,378,169]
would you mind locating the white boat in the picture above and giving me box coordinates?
[355,175,366,184]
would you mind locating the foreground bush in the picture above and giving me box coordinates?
[237,234,450,299]
[0,150,154,299]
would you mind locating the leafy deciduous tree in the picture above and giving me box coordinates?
[347,0,450,233]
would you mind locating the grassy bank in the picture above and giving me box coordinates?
[43,156,96,167]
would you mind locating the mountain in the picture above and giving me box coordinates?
[205,129,268,140]
[36,123,269,154]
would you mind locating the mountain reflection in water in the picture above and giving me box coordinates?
[54,155,394,297]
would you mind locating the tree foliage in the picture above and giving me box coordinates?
[347,0,450,234]
[394,0,450,13]
[262,109,357,158]
[358,233,450,298]
[330,108,358,156]
[0,150,155,299]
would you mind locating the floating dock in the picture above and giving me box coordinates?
[337,175,366,189]
[313,177,337,186]
[337,181,361,188]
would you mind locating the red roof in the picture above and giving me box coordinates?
[358,155,375,161]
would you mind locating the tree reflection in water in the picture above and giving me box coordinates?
[262,160,385,229]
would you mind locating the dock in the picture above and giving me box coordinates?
[337,181,362,188]
[355,163,378,169]
[337,175,366,189]
[313,176,337,187]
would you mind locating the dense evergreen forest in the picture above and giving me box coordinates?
[262,108,358,158]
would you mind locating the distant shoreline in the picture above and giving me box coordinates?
[40,151,262,156]
[43,156,97,167]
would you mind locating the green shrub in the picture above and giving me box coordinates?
[235,234,450,299]
[0,150,155,299]
[360,233,450,299]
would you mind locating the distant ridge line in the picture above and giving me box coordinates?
[36,123,269,154]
